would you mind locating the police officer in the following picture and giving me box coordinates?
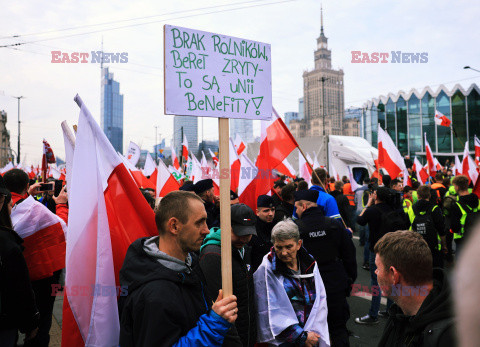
[249,195,276,272]
[193,179,220,229]
[294,190,357,347]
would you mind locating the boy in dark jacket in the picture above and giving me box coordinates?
[200,203,257,346]
[119,191,238,347]
[375,231,455,346]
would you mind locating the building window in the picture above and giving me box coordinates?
[452,90,466,152]
[436,91,451,153]
[422,92,435,152]
[468,88,480,151]
[408,95,422,155]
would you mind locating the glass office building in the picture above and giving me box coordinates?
[230,118,254,144]
[360,83,480,159]
[173,116,198,156]
[101,67,124,154]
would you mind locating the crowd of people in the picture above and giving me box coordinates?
[2,162,480,346]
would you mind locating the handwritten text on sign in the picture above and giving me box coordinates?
[164,25,272,120]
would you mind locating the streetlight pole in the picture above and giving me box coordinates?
[464,66,480,73]
[12,96,24,165]
[154,125,158,164]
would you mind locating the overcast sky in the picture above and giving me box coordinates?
[1,0,479,164]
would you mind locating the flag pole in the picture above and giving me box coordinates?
[218,118,233,297]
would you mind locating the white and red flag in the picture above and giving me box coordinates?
[347,166,360,191]
[42,139,56,179]
[182,134,189,160]
[208,148,219,168]
[275,157,296,178]
[126,141,141,166]
[171,147,181,171]
[256,108,298,196]
[424,133,435,176]
[234,133,247,156]
[11,196,67,281]
[434,109,452,127]
[475,135,480,165]
[454,155,462,176]
[61,121,75,193]
[299,152,313,183]
[143,152,157,177]
[238,154,257,211]
[61,95,157,347]
[413,157,429,185]
[377,126,406,179]
[229,137,241,193]
[462,141,479,184]
[157,159,180,197]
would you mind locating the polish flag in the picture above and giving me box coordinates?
[120,154,156,190]
[454,155,462,176]
[434,157,443,172]
[238,154,257,211]
[434,109,452,127]
[299,153,313,182]
[462,141,478,184]
[191,154,204,183]
[157,159,180,197]
[182,134,189,160]
[330,162,340,181]
[171,147,180,171]
[61,96,157,347]
[275,157,296,178]
[208,148,219,168]
[377,126,406,179]
[11,196,67,281]
[424,133,435,176]
[42,139,56,180]
[256,108,299,196]
[414,157,429,185]
[230,138,241,193]
[475,135,480,166]
[234,133,247,156]
[126,141,141,166]
[313,153,321,170]
[143,152,157,177]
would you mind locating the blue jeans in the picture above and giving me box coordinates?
[363,227,370,265]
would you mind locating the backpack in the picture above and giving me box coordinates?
[410,205,439,251]
[456,200,480,239]
[378,207,409,236]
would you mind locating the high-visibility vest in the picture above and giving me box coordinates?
[403,199,412,213]
[343,183,355,206]
[453,200,480,240]
[407,204,441,250]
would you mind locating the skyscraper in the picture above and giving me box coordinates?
[289,6,345,138]
[230,118,254,144]
[101,67,124,153]
[173,116,198,156]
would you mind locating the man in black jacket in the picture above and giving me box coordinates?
[407,185,446,268]
[119,191,238,347]
[249,195,276,272]
[376,231,455,346]
[194,179,220,229]
[330,181,354,229]
[200,204,257,346]
[274,183,295,223]
[294,189,357,347]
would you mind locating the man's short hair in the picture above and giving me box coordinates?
[297,181,309,191]
[154,191,204,235]
[273,180,286,189]
[376,187,390,203]
[281,183,296,201]
[374,230,432,286]
[382,175,392,188]
[412,181,421,190]
[363,177,371,185]
[403,186,412,194]
[311,168,327,185]
[334,181,344,191]
[341,176,348,184]
[435,173,444,182]
[3,169,29,194]
[452,175,469,191]
[391,178,401,187]
[417,185,431,200]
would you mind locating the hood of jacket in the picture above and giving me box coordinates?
[120,236,196,295]
[459,193,479,209]
[412,199,435,215]
[389,268,453,335]
[200,227,221,252]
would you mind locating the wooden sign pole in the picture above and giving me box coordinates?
[218,118,233,296]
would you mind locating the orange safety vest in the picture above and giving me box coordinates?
[343,183,355,206]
